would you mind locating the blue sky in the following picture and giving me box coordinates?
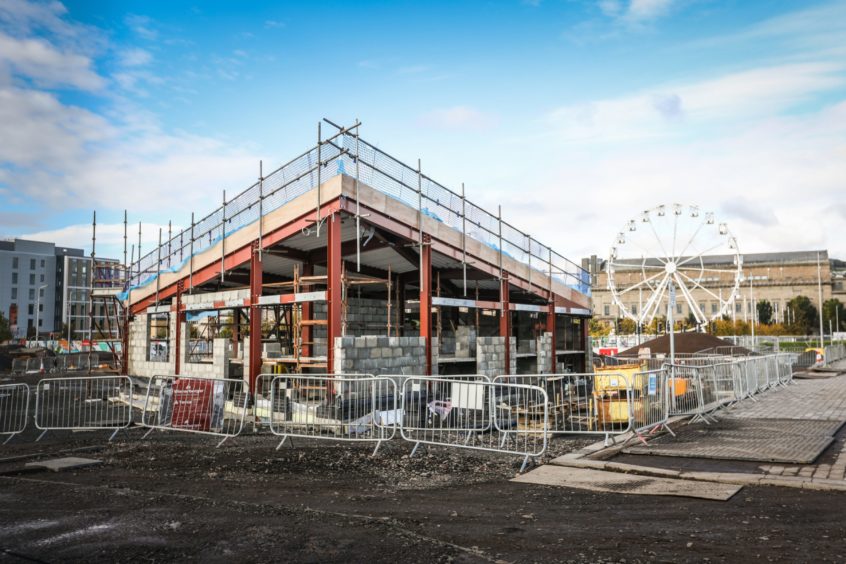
[0,0,844,262]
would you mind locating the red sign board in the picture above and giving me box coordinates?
[171,379,214,431]
[599,347,618,356]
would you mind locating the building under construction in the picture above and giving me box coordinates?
[110,120,592,392]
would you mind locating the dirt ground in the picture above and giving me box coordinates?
[2,371,846,563]
[0,426,844,564]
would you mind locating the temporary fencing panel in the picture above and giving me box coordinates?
[140,376,248,447]
[10,358,28,375]
[0,383,30,444]
[34,376,133,441]
[628,369,671,444]
[267,374,397,455]
[399,376,547,472]
[493,373,632,442]
[665,364,711,423]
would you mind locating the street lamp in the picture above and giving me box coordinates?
[34,283,48,347]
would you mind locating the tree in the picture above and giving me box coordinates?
[618,318,637,334]
[589,319,611,338]
[822,299,845,332]
[756,300,773,325]
[0,312,12,342]
[786,296,818,335]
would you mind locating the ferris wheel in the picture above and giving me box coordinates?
[607,204,742,328]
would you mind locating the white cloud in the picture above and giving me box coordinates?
[264,20,284,29]
[0,31,103,90]
[418,106,497,131]
[125,14,157,41]
[596,0,675,26]
[119,47,152,67]
[547,62,845,144]
[18,222,174,260]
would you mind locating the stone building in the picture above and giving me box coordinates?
[586,250,835,326]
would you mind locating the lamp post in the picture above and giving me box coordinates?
[34,283,48,347]
[817,252,825,350]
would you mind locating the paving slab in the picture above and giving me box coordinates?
[25,457,102,472]
[513,465,742,500]
[621,418,842,464]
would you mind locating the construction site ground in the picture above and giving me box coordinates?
[1,368,846,562]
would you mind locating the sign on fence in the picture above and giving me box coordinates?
[140,376,247,447]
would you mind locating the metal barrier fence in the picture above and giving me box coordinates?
[825,344,846,364]
[10,357,28,375]
[399,376,548,472]
[140,376,248,447]
[493,373,632,444]
[266,374,397,455]
[34,376,133,442]
[0,383,30,444]
[629,369,673,444]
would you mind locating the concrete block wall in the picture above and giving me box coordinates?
[537,332,553,374]
[128,313,176,377]
[475,337,499,377]
[181,337,228,379]
[476,336,517,377]
[333,336,438,377]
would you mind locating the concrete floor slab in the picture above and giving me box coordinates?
[25,457,102,472]
[513,465,742,500]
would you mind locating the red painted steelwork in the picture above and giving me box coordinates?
[175,280,184,375]
[326,215,342,375]
[249,241,263,393]
[420,234,432,375]
[338,199,557,302]
[500,274,511,376]
[129,201,341,315]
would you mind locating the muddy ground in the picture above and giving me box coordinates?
[0,428,844,563]
[2,372,846,562]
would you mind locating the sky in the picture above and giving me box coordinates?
[0,0,844,265]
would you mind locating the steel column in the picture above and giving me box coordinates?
[249,241,263,393]
[420,234,432,375]
[326,214,342,374]
[500,274,511,375]
[175,280,184,375]
[546,301,557,374]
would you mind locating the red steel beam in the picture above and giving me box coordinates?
[129,201,341,315]
[338,199,557,303]
[500,274,511,376]
[326,214,342,374]
[420,234,432,375]
[249,241,263,393]
[174,280,184,375]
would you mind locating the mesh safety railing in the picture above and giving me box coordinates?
[127,126,589,297]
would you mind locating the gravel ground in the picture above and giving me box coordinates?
[2,371,846,562]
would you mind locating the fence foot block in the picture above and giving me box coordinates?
[275,436,288,451]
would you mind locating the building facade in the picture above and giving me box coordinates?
[586,250,835,327]
[0,239,120,341]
